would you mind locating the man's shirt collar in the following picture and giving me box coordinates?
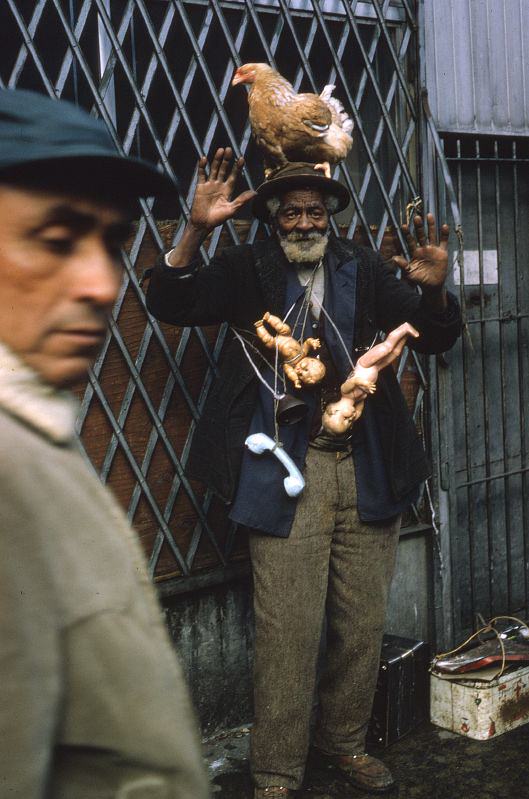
[0,341,78,444]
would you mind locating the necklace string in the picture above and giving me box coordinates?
[232,258,382,438]
[285,258,323,342]
[231,327,286,400]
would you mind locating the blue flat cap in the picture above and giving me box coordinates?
[0,89,176,197]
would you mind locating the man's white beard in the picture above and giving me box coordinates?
[277,230,329,264]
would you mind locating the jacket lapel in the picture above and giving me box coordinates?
[283,263,309,336]
[252,238,288,316]
[323,239,359,379]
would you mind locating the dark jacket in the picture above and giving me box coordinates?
[146,235,461,506]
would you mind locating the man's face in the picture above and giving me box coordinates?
[0,185,131,388]
[275,188,330,263]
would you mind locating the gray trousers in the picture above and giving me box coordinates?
[249,446,401,790]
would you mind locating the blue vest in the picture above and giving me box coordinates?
[229,249,419,536]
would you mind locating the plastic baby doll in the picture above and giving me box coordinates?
[254,311,326,389]
[322,322,420,435]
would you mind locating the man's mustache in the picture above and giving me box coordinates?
[277,227,329,264]
[49,307,110,333]
[282,230,326,242]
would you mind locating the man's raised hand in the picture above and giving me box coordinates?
[190,147,256,233]
[166,147,256,268]
[393,213,449,291]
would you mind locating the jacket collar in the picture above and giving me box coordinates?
[323,245,358,378]
[326,233,364,268]
[252,236,288,316]
[252,233,361,298]
[0,341,78,444]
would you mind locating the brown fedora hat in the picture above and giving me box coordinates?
[252,162,350,222]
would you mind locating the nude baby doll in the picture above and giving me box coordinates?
[322,322,420,435]
[254,311,326,390]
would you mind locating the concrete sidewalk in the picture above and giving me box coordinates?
[206,721,529,798]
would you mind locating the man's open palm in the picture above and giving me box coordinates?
[393,213,449,289]
[190,147,256,231]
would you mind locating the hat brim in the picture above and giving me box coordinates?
[0,153,176,200]
[252,172,350,222]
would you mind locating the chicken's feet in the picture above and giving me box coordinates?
[313,161,331,178]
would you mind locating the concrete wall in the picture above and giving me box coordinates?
[385,531,434,642]
[162,576,254,736]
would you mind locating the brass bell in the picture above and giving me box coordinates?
[276,394,308,425]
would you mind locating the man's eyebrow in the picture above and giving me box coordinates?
[29,205,131,238]
[105,221,134,241]
[29,205,97,234]
[280,201,325,211]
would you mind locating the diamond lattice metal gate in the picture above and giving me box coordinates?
[1,0,429,593]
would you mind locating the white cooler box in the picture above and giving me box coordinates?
[430,663,529,740]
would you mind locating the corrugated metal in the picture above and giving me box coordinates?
[424,0,529,136]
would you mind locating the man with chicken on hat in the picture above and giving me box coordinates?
[0,88,209,799]
[146,140,461,797]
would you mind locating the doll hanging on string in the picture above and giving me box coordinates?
[254,311,326,390]
[322,321,420,435]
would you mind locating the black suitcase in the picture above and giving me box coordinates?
[367,634,430,748]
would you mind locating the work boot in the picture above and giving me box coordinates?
[254,788,294,798]
[308,748,396,794]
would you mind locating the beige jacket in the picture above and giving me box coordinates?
[0,344,210,799]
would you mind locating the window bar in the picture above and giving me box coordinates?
[6,0,48,88]
[104,315,224,564]
[474,137,494,620]
[511,140,529,613]
[453,136,476,631]
[86,368,190,574]
[492,138,513,613]
[5,0,58,96]
[84,3,247,566]
[369,0,416,114]
[56,0,96,97]
[348,20,414,238]
[334,0,417,195]
[97,1,135,106]
[97,0,117,125]
[309,0,415,244]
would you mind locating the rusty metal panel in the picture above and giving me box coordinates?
[424,0,529,136]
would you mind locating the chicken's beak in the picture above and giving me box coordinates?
[231,70,243,86]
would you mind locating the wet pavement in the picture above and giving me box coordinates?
[206,721,529,798]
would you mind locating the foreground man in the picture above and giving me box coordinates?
[0,89,209,799]
[146,151,461,797]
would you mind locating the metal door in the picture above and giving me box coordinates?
[431,134,529,644]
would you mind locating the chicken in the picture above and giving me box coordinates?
[232,63,353,177]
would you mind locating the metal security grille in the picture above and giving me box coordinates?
[1,0,426,590]
[438,135,529,641]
